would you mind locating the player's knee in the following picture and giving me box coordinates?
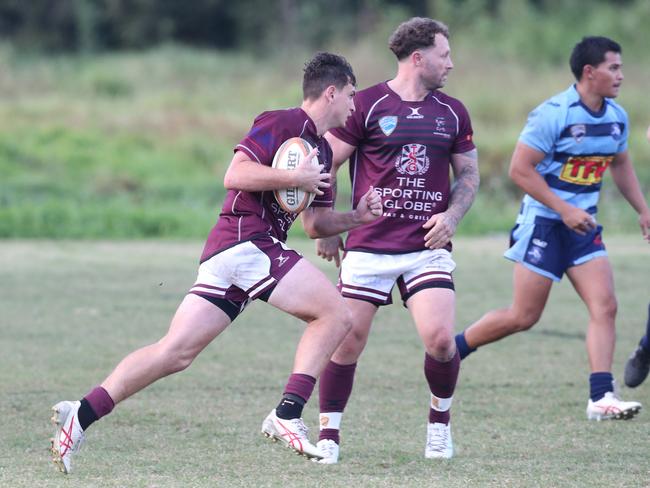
[338,306,354,335]
[423,329,454,358]
[595,296,617,321]
[158,341,197,374]
[510,309,541,332]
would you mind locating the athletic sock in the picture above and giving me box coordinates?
[276,393,306,419]
[424,351,460,425]
[78,386,115,430]
[276,373,316,419]
[455,332,476,360]
[589,372,614,402]
[318,361,357,443]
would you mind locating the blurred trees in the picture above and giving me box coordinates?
[0,0,417,52]
[1,0,647,61]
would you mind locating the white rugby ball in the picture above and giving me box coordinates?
[271,137,319,213]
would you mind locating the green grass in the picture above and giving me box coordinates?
[1,236,649,487]
[1,44,649,237]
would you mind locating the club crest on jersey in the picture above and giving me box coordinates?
[570,124,587,143]
[610,123,622,141]
[406,107,424,119]
[433,116,451,138]
[395,143,430,175]
[379,116,398,136]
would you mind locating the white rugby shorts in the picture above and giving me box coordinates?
[189,236,302,319]
[339,249,456,306]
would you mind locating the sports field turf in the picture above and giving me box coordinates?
[1,236,648,487]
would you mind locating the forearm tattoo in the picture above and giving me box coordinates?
[447,149,480,225]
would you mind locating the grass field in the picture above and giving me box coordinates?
[2,43,649,238]
[1,236,649,487]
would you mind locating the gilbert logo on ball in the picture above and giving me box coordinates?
[272,137,319,213]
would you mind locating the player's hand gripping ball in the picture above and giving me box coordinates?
[272,137,319,213]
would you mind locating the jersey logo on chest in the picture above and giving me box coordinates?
[559,156,612,185]
[379,116,398,136]
[395,144,430,175]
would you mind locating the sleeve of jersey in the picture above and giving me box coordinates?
[310,145,334,208]
[617,106,629,153]
[518,102,559,154]
[235,111,288,166]
[451,101,476,154]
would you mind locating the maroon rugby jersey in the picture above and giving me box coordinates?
[330,82,475,253]
[200,108,333,262]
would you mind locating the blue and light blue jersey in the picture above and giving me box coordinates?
[516,84,628,224]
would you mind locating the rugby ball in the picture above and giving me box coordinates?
[271,137,319,213]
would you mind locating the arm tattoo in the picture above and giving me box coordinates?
[447,149,480,225]
[330,175,338,209]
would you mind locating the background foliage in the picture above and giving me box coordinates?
[1,0,649,237]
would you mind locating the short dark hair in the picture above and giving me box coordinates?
[302,52,356,101]
[570,36,621,80]
[388,17,450,60]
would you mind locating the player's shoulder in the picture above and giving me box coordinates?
[252,107,305,126]
[353,82,393,109]
[604,97,628,120]
[429,89,471,114]
[525,85,575,128]
[536,85,576,113]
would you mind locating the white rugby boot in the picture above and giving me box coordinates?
[261,409,323,460]
[425,422,453,459]
[51,401,86,474]
[314,439,339,464]
[586,392,642,420]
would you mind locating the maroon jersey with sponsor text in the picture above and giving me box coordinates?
[200,108,333,262]
[330,82,475,253]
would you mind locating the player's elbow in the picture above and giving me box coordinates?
[223,170,238,190]
[508,165,526,187]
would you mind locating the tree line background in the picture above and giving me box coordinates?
[1,0,649,238]
[2,0,649,61]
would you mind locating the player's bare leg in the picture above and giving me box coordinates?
[329,299,378,365]
[460,264,552,353]
[408,287,458,458]
[268,258,353,377]
[102,294,232,403]
[317,298,377,463]
[567,257,641,420]
[567,257,616,372]
[261,258,353,460]
[52,294,231,473]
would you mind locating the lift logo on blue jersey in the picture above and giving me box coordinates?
[379,116,398,136]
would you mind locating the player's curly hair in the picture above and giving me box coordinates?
[389,17,449,61]
[569,36,621,81]
[303,52,356,101]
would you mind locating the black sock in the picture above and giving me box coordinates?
[275,393,306,420]
[77,398,99,431]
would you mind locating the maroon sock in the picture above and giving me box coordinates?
[424,351,460,425]
[276,373,316,419]
[78,386,115,430]
[318,361,357,443]
[283,373,317,403]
